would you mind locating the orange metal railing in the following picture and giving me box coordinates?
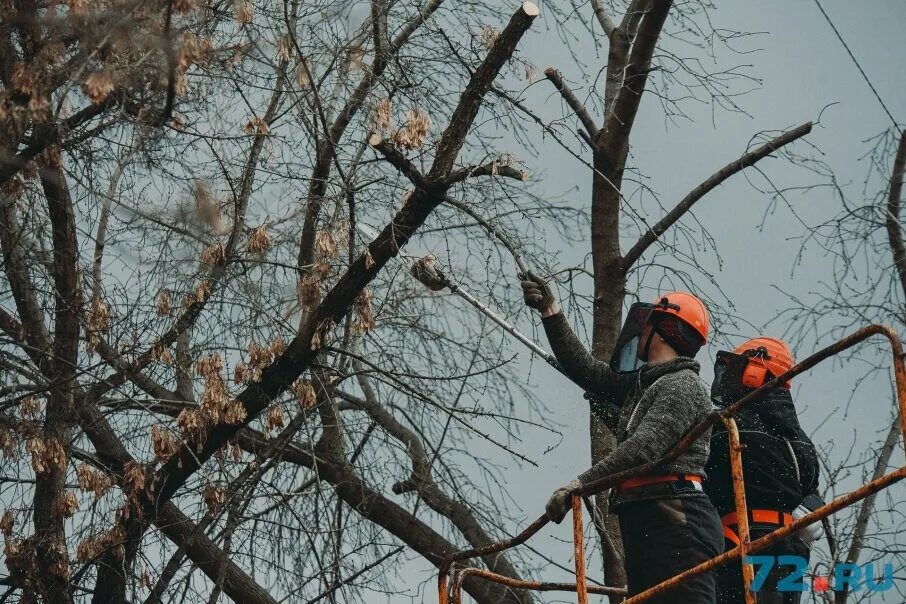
[723,416,756,604]
[439,324,906,603]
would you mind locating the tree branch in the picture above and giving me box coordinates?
[148,1,539,515]
[885,130,906,312]
[154,503,276,604]
[371,0,391,70]
[337,384,531,602]
[317,448,525,603]
[329,0,444,145]
[390,0,444,52]
[446,160,529,185]
[442,194,527,273]
[71,393,275,604]
[92,338,187,404]
[368,133,431,188]
[42,165,80,377]
[429,2,540,177]
[833,131,906,601]
[591,0,617,37]
[92,140,138,297]
[621,122,812,269]
[141,393,526,604]
[0,98,113,186]
[73,9,540,602]
[27,163,81,602]
[601,0,671,146]
[85,65,287,404]
[0,193,53,371]
[833,417,900,604]
[544,67,599,140]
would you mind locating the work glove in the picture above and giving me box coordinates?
[520,271,556,314]
[545,479,582,524]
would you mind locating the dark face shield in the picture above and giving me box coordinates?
[710,351,750,407]
[610,303,657,373]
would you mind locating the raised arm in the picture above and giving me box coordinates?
[521,271,632,397]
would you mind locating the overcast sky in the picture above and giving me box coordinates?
[390,1,906,602]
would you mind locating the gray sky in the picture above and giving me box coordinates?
[394,1,906,602]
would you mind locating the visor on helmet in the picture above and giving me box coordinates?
[711,350,762,406]
[610,299,679,373]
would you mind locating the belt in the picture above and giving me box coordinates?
[722,509,793,546]
[618,474,703,491]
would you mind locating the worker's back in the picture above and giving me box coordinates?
[705,386,818,515]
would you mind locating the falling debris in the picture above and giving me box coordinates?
[192,181,223,232]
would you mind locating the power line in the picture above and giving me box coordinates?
[812,0,900,130]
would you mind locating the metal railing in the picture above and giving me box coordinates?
[438,324,906,603]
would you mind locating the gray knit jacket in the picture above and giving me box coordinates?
[541,312,713,486]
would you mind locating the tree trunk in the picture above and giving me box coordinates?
[589,144,631,596]
[586,2,674,593]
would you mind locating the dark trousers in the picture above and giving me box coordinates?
[617,494,724,604]
[715,524,810,604]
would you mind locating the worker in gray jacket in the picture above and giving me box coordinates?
[522,273,723,603]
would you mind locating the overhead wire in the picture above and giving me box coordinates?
[812,0,901,131]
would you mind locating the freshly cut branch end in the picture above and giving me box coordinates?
[410,255,448,291]
[521,2,540,17]
[368,132,383,147]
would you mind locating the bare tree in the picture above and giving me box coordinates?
[0,1,559,602]
[0,1,835,603]
[773,128,906,603]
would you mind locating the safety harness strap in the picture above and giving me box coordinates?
[619,474,703,491]
[721,509,794,546]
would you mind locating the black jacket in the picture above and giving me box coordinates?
[704,387,819,516]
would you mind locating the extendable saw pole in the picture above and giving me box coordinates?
[356,223,564,374]
[409,255,563,373]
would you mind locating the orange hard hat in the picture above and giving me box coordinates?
[734,337,794,389]
[650,291,709,344]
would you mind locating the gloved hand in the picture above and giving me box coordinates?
[545,479,582,524]
[520,271,556,315]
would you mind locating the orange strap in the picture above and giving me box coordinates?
[619,474,702,491]
[722,509,793,527]
[722,509,794,547]
[723,525,742,546]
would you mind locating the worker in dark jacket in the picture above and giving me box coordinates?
[706,337,820,604]
[522,272,723,603]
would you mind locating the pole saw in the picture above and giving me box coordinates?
[355,221,565,375]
